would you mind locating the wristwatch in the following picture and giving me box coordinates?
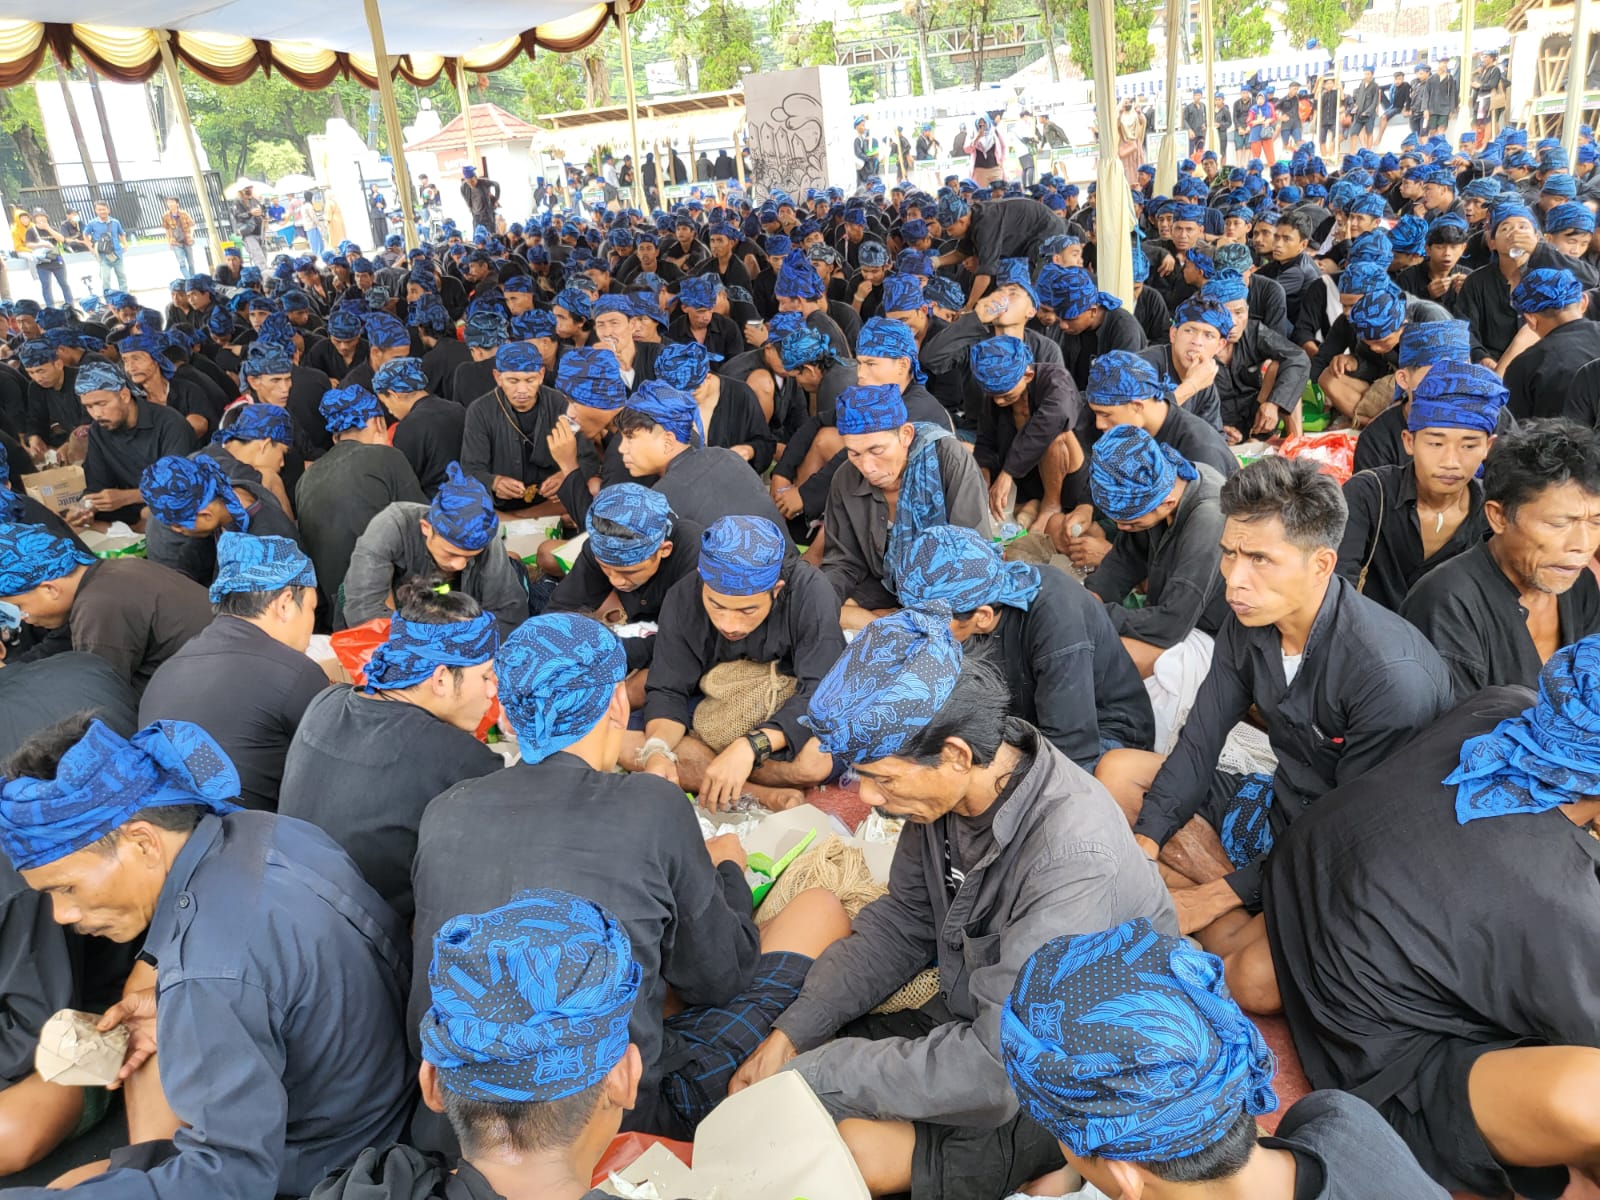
[744,729,773,767]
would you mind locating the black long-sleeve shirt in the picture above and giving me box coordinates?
[1335,465,1488,613]
[1216,321,1311,432]
[460,386,596,507]
[651,444,792,537]
[644,557,843,753]
[390,394,465,496]
[1151,401,1238,478]
[972,362,1087,486]
[1086,462,1229,648]
[1263,689,1600,1195]
[1259,251,1322,329]
[139,616,329,811]
[1502,317,1600,420]
[1400,539,1600,697]
[546,517,704,671]
[1136,575,1454,909]
[975,567,1153,767]
[279,685,503,921]
[1456,242,1599,362]
[1139,344,1223,431]
[410,753,762,1146]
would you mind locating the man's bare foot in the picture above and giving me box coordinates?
[746,783,806,811]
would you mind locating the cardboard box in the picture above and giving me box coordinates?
[599,1072,869,1199]
[21,465,86,516]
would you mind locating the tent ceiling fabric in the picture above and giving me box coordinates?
[0,2,638,89]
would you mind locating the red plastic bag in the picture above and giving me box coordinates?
[590,1132,693,1186]
[1278,431,1357,484]
[328,616,501,741]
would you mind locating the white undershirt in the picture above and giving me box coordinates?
[1282,652,1304,686]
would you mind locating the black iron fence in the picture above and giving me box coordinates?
[17,173,234,243]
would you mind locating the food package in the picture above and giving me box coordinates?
[35,1009,128,1087]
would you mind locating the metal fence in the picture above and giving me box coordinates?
[18,173,234,242]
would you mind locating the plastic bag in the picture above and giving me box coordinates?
[1278,430,1358,484]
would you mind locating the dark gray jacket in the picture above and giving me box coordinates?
[776,731,1176,1126]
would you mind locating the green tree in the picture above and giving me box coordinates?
[1205,0,1274,59]
[1062,0,1158,79]
[0,73,54,193]
[1281,0,1364,50]
[246,139,307,181]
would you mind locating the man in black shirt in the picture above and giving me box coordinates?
[1502,267,1600,420]
[1257,663,1600,1198]
[1082,348,1236,479]
[1081,425,1230,678]
[412,612,847,1144]
[278,583,502,921]
[1259,209,1322,329]
[77,360,196,525]
[933,195,1065,305]
[16,340,80,453]
[461,341,593,511]
[1199,277,1310,442]
[1402,419,1600,696]
[1001,918,1450,1200]
[1097,456,1453,940]
[616,382,790,535]
[892,523,1153,770]
[139,532,326,811]
[1336,361,1495,612]
[1456,203,1598,366]
[632,515,842,811]
[1047,266,1148,391]
[294,385,425,620]
[138,452,303,587]
[373,357,463,497]
[546,483,701,701]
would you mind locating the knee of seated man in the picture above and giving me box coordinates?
[0,1078,85,1175]
[1534,1048,1600,1146]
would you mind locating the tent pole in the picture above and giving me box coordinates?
[1089,0,1132,305]
[616,2,644,207]
[51,57,100,190]
[362,0,421,250]
[156,35,227,269]
[1155,0,1182,194]
[1461,0,1475,145]
[1200,0,1216,156]
[1564,0,1593,158]
[457,67,479,174]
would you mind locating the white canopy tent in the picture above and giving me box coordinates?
[0,1,640,252]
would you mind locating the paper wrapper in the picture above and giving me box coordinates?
[35,1009,129,1087]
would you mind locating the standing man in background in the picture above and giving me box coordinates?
[83,200,128,294]
[231,185,268,267]
[161,197,196,279]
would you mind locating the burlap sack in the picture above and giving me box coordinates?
[756,836,940,1013]
[1352,374,1396,428]
[692,660,796,752]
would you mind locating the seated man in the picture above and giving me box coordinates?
[550,345,635,529]
[1138,297,1231,432]
[0,522,212,694]
[920,261,1068,415]
[634,515,841,811]
[373,357,463,497]
[733,609,1175,1199]
[342,462,527,635]
[1336,361,1497,613]
[311,889,643,1200]
[616,381,790,534]
[1351,319,1488,473]
[210,401,296,519]
[1402,418,1600,695]
[1312,285,1409,423]
[1083,425,1229,687]
[461,342,594,511]
[139,533,327,811]
[77,360,196,526]
[0,714,410,1198]
[412,612,848,1145]
[545,482,702,705]
[892,523,1153,771]
[17,338,83,455]
[1096,456,1453,940]
[140,452,302,587]
[278,582,502,921]
[821,384,990,630]
[1043,265,1148,391]
[1255,643,1600,1198]
[1503,267,1600,420]
[0,660,137,1178]
[1083,348,1237,479]
[1000,919,1449,1200]
[294,384,425,619]
[1200,274,1310,444]
[969,334,1087,528]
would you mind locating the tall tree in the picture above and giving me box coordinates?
[0,78,55,190]
[1281,0,1364,50]
[1062,0,1158,78]
[1204,0,1274,59]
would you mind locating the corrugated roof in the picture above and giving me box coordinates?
[405,103,547,152]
